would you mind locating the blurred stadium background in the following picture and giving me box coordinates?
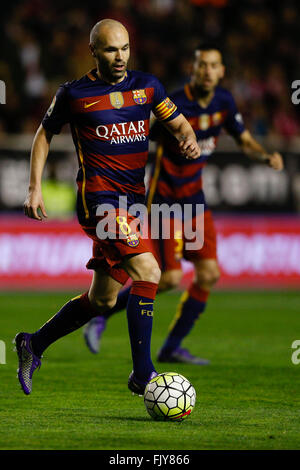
[0,0,299,291]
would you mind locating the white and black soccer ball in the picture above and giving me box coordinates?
[144,372,196,421]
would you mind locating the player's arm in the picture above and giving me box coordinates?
[224,92,283,171]
[162,113,201,160]
[23,124,53,220]
[24,85,70,220]
[235,131,283,171]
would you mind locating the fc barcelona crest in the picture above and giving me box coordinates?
[212,112,222,126]
[199,114,210,130]
[163,97,174,109]
[110,92,124,109]
[126,234,140,247]
[132,89,147,105]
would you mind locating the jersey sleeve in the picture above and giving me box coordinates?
[152,78,180,122]
[223,93,245,137]
[42,85,70,134]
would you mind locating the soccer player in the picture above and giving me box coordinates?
[83,43,284,364]
[15,19,201,396]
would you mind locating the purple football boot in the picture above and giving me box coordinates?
[14,332,41,395]
[157,347,210,365]
[83,316,107,354]
[128,370,158,396]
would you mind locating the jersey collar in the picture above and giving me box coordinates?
[184,83,194,101]
[86,68,128,84]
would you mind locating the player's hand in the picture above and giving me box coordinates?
[266,152,284,171]
[23,188,48,221]
[179,138,201,160]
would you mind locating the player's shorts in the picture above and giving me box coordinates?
[81,208,152,285]
[149,209,217,272]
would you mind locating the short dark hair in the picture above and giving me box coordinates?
[195,43,224,63]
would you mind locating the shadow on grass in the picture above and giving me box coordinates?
[103,416,151,423]
[107,416,185,424]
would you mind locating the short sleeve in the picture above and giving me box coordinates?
[42,85,70,134]
[152,78,180,122]
[223,93,245,137]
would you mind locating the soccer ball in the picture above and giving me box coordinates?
[144,372,196,421]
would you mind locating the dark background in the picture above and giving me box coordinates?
[0,0,299,214]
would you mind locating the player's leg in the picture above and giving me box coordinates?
[161,258,220,356]
[83,268,129,353]
[154,217,183,293]
[158,269,183,292]
[157,210,219,365]
[14,267,122,395]
[157,259,220,365]
[83,216,183,366]
[83,209,161,394]
[31,266,122,356]
[84,259,183,355]
[83,221,165,354]
[193,257,221,292]
[84,282,132,353]
[122,251,161,394]
[83,274,176,357]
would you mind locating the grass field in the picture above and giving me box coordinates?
[0,290,300,450]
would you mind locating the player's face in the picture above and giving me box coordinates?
[192,50,225,92]
[91,27,130,84]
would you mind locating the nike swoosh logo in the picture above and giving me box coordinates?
[84,100,101,109]
[139,301,153,306]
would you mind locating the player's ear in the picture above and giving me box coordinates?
[89,43,96,57]
[219,65,225,79]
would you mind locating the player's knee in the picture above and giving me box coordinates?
[140,261,161,284]
[143,260,161,284]
[89,294,117,314]
[196,266,220,288]
[126,253,161,284]
[159,270,182,291]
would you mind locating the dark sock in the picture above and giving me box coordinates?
[160,284,209,355]
[126,280,158,381]
[31,292,97,357]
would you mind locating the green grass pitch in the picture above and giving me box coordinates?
[0,290,299,450]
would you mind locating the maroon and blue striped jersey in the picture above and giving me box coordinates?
[42,68,179,222]
[148,83,245,211]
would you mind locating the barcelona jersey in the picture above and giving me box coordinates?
[42,68,179,224]
[148,83,245,211]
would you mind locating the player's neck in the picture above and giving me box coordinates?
[95,67,127,85]
[190,84,215,108]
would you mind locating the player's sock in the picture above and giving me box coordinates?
[102,285,131,319]
[160,284,209,355]
[31,292,97,357]
[126,280,158,381]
